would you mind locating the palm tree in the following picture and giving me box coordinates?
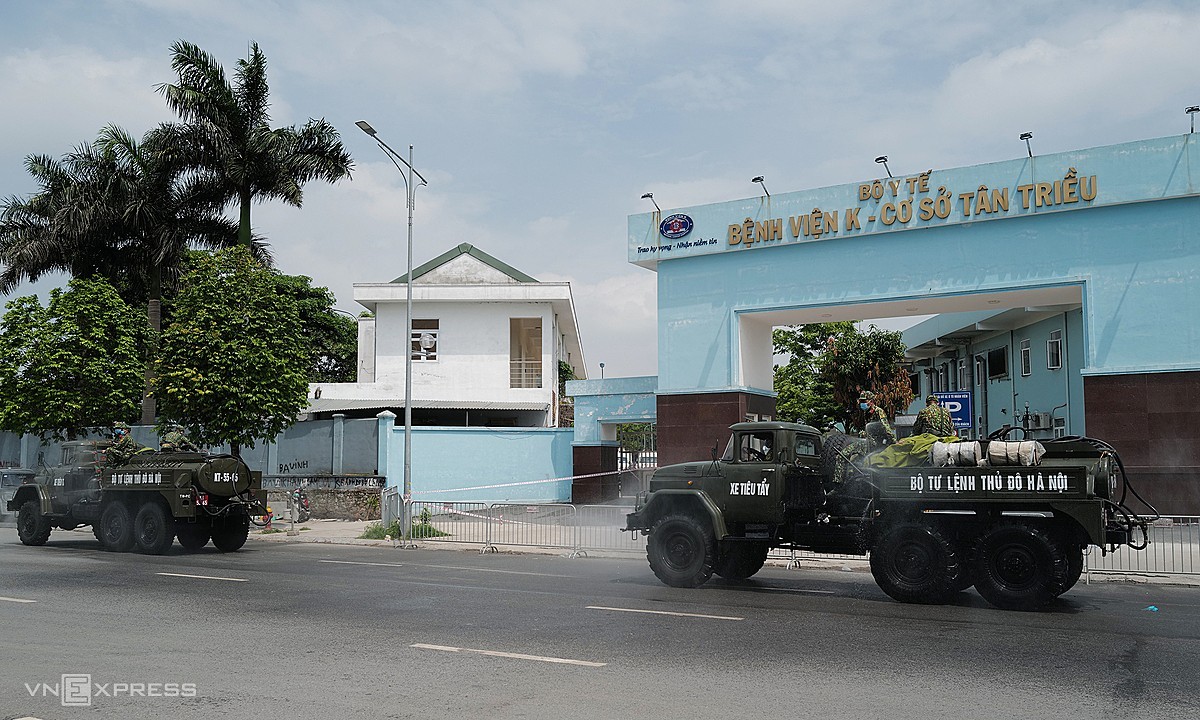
[156,40,353,247]
[0,124,271,423]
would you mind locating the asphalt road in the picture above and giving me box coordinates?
[2,528,1198,720]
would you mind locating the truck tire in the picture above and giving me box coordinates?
[17,500,52,546]
[821,432,868,483]
[870,522,964,604]
[647,513,715,588]
[134,501,175,555]
[176,522,211,552]
[98,502,135,552]
[1060,545,1085,596]
[211,513,250,552]
[972,522,1069,611]
[714,540,770,580]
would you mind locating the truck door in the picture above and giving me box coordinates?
[718,430,784,523]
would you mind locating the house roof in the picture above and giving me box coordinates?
[306,398,550,414]
[391,243,538,284]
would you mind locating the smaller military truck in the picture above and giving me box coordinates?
[9,441,266,555]
[625,422,1152,611]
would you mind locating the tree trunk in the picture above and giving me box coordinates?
[239,190,253,247]
[139,266,162,425]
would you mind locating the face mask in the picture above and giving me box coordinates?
[859,403,869,411]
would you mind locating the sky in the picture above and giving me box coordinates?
[1,0,1197,379]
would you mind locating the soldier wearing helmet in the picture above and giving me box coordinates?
[160,423,198,452]
[106,421,149,467]
[857,391,896,446]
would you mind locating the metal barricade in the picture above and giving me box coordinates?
[1086,516,1200,576]
[573,505,647,554]
[408,501,492,545]
[484,503,579,555]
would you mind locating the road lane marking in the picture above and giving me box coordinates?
[0,596,37,603]
[156,572,248,582]
[753,587,835,595]
[411,643,606,667]
[586,605,743,621]
[319,559,574,578]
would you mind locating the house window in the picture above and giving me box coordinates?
[1020,339,1031,377]
[1047,330,1063,370]
[957,359,967,390]
[987,346,1008,380]
[909,372,920,397]
[412,319,438,361]
[937,365,948,393]
[510,318,542,388]
[974,356,985,386]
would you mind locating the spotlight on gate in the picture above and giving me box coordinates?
[874,155,892,178]
[751,176,770,198]
[1020,132,1034,158]
[1187,106,1200,134]
[640,192,661,213]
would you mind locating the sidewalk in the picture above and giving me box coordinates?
[247,518,1200,587]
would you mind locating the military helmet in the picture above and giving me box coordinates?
[112,421,130,432]
[858,391,875,402]
[926,394,938,404]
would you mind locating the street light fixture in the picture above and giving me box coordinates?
[874,155,892,178]
[1020,132,1034,158]
[752,175,770,198]
[356,119,427,540]
[640,192,661,213]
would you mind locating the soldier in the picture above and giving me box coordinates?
[913,394,957,437]
[160,423,198,452]
[857,391,896,445]
[106,422,149,467]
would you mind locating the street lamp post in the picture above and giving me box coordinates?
[356,120,427,538]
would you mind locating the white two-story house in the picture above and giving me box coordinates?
[307,243,586,427]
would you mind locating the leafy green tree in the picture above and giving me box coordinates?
[272,273,357,383]
[154,247,308,454]
[0,278,149,439]
[0,124,269,423]
[156,40,354,248]
[773,322,913,432]
[772,321,855,429]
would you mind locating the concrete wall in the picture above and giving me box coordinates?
[382,422,574,503]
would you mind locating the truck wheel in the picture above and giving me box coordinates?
[1059,545,1085,596]
[972,523,1069,611]
[870,523,964,604]
[211,513,250,552]
[98,502,135,552]
[17,500,52,546]
[714,541,770,580]
[647,513,715,588]
[176,522,211,552]
[134,502,176,555]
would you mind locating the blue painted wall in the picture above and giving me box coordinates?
[385,425,575,503]
[632,135,1200,394]
[566,376,657,445]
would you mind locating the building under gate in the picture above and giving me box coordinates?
[570,133,1200,513]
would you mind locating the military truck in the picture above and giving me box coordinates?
[9,441,266,555]
[625,422,1153,611]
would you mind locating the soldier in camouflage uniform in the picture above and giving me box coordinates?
[857,391,896,445]
[160,423,198,452]
[913,394,957,437]
[106,422,150,467]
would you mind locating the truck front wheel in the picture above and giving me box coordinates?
[647,513,715,588]
[972,522,1069,611]
[870,523,965,604]
[98,502,135,552]
[17,500,52,546]
[715,540,770,581]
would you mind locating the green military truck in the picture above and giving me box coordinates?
[625,421,1152,611]
[9,441,266,555]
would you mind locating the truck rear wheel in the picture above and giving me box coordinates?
[17,500,52,546]
[134,502,175,555]
[714,540,770,581]
[647,513,715,588]
[98,502,135,552]
[870,523,964,604]
[211,513,250,552]
[176,522,211,552]
[972,522,1069,611]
